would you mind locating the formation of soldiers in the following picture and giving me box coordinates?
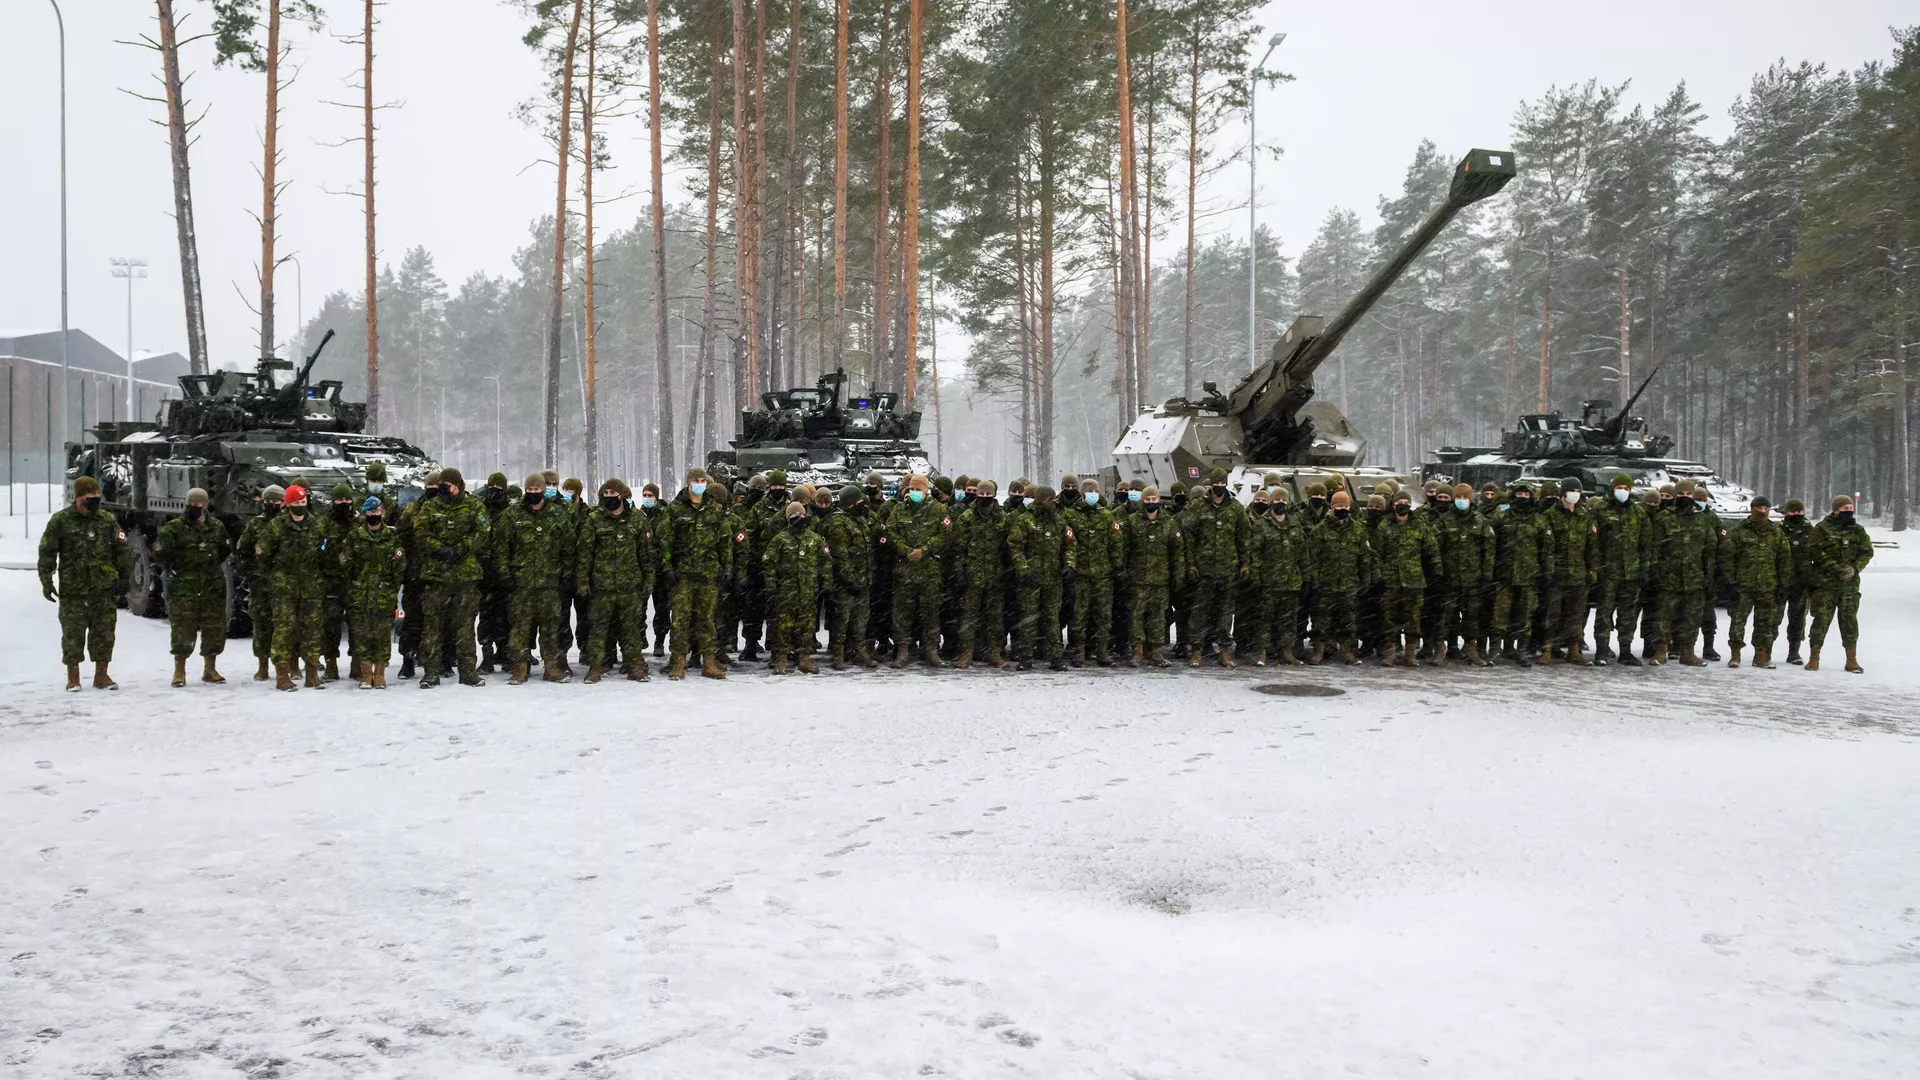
[38,464,1879,691]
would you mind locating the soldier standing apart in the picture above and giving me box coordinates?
[763,500,833,674]
[1123,486,1185,667]
[954,479,1010,669]
[1307,489,1370,664]
[320,483,357,681]
[342,495,404,688]
[1538,478,1597,666]
[1779,499,1817,665]
[664,467,735,680]
[496,474,570,684]
[1064,478,1119,667]
[1183,468,1249,667]
[256,484,331,690]
[1374,490,1436,667]
[154,487,232,687]
[577,478,656,683]
[885,474,953,668]
[1592,473,1650,666]
[1007,484,1072,670]
[39,475,132,691]
[1722,495,1791,669]
[412,468,489,688]
[1805,495,1872,673]
[237,484,284,681]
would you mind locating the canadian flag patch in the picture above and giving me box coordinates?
[942,517,952,528]
[736,531,747,543]
[1065,526,1075,540]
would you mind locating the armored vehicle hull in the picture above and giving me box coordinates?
[706,370,929,490]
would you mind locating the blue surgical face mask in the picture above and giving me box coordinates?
[1498,503,1510,513]
[368,482,384,494]
[561,491,574,504]
[1127,490,1141,503]
[1453,498,1470,511]
[1084,492,1099,507]
[1613,488,1630,503]
[544,486,560,501]
[690,482,707,496]
[906,490,926,504]
[640,497,656,509]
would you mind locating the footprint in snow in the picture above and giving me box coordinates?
[996,1028,1041,1047]
[788,1027,828,1047]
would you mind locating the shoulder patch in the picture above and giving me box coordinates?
[735,531,747,543]
[1065,526,1075,540]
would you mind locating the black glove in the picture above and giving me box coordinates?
[437,545,457,564]
[1020,569,1038,588]
[1062,566,1077,586]
[42,582,58,602]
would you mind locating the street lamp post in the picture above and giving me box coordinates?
[285,255,304,357]
[49,0,69,458]
[481,375,502,473]
[1249,31,1286,371]
[110,257,149,419]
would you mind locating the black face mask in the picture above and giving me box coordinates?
[788,516,808,531]
[1333,507,1350,521]
[523,492,543,509]
[420,486,439,502]
[1007,495,1025,509]
[288,506,308,520]
[811,502,828,516]
[766,489,787,505]
[1173,494,1189,510]
[1143,503,1160,515]
[186,505,206,522]
[1833,510,1855,526]
[262,503,280,518]
[365,513,384,528]
[1675,498,1695,512]
[1210,486,1228,501]
[439,485,455,499]
[333,502,353,523]
[1310,497,1326,511]
[1513,498,1532,513]
[1394,506,1411,518]
[851,502,868,516]
[1787,513,1805,524]
[865,486,881,502]
[602,495,623,512]
[82,495,102,511]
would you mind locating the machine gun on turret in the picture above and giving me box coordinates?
[709,368,930,488]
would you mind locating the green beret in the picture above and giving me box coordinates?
[1611,473,1632,488]
[1169,481,1187,495]
[1785,499,1805,513]
[330,483,354,500]
[838,485,863,508]
[1207,467,1228,484]
[934,475,954,493]
[765,470,787,487]
[1306,483,1327,498]
[486,471,507,489]
[364,462,388,482]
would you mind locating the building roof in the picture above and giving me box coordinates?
[0,329,185,385]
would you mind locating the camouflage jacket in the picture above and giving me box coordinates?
[1541,503,1597,583]
[1594,497,1652,582]
[492,502,568,591]
[236,511,277,583]
[1007,505,1073,584]
[577,507,658,595]
[1652,506,1713,592]
[39,506,131,596]
[1720,517,1790,594]
[822,506,878,590]
[954,503,1010,587]
[155,514,232,598]
[1492,506,1553,585]
[1062,501,1120,574]
[663,496,737,582]
[255,512,333,599]
[1371,514,1439,590]
[1307,515,1371,591]
[762,525,833,608]
[1248,513,1305,592]
[1181,496,1249,582]
[1122,509,1185,587]
[1781,515,1818,589]
[1685,508,1725,587]
[341,522,405,609]
[413,493,489,584]
[1433,508,1495,585]
[882,498,954,584]
[1807,517,1873,591]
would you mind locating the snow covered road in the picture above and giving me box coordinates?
[4,533,1918,1078]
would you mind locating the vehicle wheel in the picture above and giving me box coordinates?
[125,529,166,619]
[225,559,252,639]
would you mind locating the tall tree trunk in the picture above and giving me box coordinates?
[1616,251,1631,395]
[648,0,673,482]
[902,0,923,407]
[1892,259,1910,531]
[731,0,751,415]
[359,0,379,431]
[581,0,599,484]
[1014,156,1035,479]
[701,40,724,459]
[1535,236,1554,412]
[545,0,585,466]
[258,0,283,362]
[1114,0,1139,426]
[1139,48,1154,412]
[831,0,849,375]
[1182,30,1199,400]
[154,0,209,377]
[1793,285,1810,504]
[870,0,893,387]
[1038,114,1057,483]
[750,0,769,394]
[781,0,802,389]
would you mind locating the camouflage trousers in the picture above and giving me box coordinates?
[1069,576,1113,657]
[1234,579,1263,654]
[1440,582,1487,647]
[398,580,424,659]
[1254,587,1300,655]
[670,579,722,663]
[1419,582,1447,651]
[1187,576,1238,651]
[1660,588,1707,651]
[1492,584,1539,646]
[271,589,327,666]
[1382,585,1424,642]
[478,580,511,658]
[322,594,345,660]
[1172,581,1195,652]
[1545,581,1590,645]
[1638,586,1666,647]
[560,586,589,659]
[768,597,820,664]
[1356,582,1385,649]
[1592,580,1642,647]
[248,576,275,660]
[1129,583,1171,648]
[168,587,227,658]
[347,604,396,664]
[1781,584,1810,647]
[1727,589,1781,650]
[1312,589,1357,644]
[1015,579,1064,663]
[959,582,1006,657]
[891,571,942,654]
[738,574,768,649]
[509,586,566,666]
[587,588,648,668]
[58,592,118,665]
[651,574,674,648]
[829,585,871,657]
[420,581,480,678]
[1807,585,1860,650]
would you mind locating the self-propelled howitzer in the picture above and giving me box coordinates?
[1112,148,1517,504]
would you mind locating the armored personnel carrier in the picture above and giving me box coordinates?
[64,330,439,627]
[1419,367,1757,522]
[706,368,930,490]
[1111,147,1517,504]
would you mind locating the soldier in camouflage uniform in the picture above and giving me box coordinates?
[1007,484,1072,670]
[823,484,878,669]
[319,482,358,681]
[558,477,590,663]
[763,500,834,674]
[1063,478,1120,666]
[639,483,673,656]
[1248,487,1306,667]
[1721,495,1791,669]
[477,471,514,672]
[1689,482,1727,662]
[883,474,954,668]
[1182,468,1250,667]
[154,486,232,687]
[412,468,490,687]
[953,478,1010,669]
[342,495,404,688]
[1592,473,1650,666]
[1307,489,1370,664]
[664,467,736,680]
[1635,489,1666,661]
[1538,477,1598,666]
[1656,482,1716,666]
[395,469,439,679]
[236,485,284,681]
[39,475,132,691]
[577,478,657,683]
[1779,498,1817,665]
[1356,491,1389,658]
[1373,490,1438,667]
[1805,495,1872,674]
[495,473,571,684]
[1490,480,1551,663]
[256,483,333,690]
[1434,482,1495,665]
[738,471,783,662]
[1123,486,1185,667]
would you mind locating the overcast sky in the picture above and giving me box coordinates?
[1,0,1911,377]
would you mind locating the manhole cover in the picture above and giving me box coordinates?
[1251,683,1346,698]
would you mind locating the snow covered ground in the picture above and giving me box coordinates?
[4,523,1918,1079]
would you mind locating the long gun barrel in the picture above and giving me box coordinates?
[1601,365,1661,442]
[282,329,336,403]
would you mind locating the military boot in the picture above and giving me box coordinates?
[65,664,82,692]
[1651,643,1669,666]
[1593,640,1615,663]
[1049,655,1068,672]
[1499,638,1519,662]
[1432,641,1449,666]
[1726,646,1742,669]
[508,661,530,685]
[275,662,297,691]
[1679,644,1706,667]
[172,656,188,688]
[770,654,791,675]
[1753,646,1774,670]
[544,662,571,683]
[1069,645,1085,669]
[255,656,271,681]
[739,641,761,663]
[1310,642,1326,666]
[1129,643,1144,668]
[1379,637,1400,667]
[797,653,820,674]
[702,654,728,680]
[1218,647,1237,669]
[1785,640,1804,665]
[626,659,650,682]
[893,643,911,669]
[1804,647,1820,671]
[1148,646,1169,668]
[399,655,416,679]
[584,663,604,684]
[304,661,325,689]
[1535,640,1554,666]
[1339,641,1360,665]
[954,646,973,670]
[1188,646,1203,667]
[831,645,848,672]
[857,644,879,670]
[1465,641,1487,667]
[1251,648,1267,667]
[459,670,486,687]
[479,644,496,674]
[1277,642,1303,666]
[199,655,224,683]
[988,647,1008,669]
[1845,648,1863,674]
[372,662,388,690]
[1567,642,1592,667]
[666,655,688,680]
[1615,635,1642,667]
[1701,629,1721,662]
[358,662,375,689]
[324,657,340,682]
[924,648,946,670]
